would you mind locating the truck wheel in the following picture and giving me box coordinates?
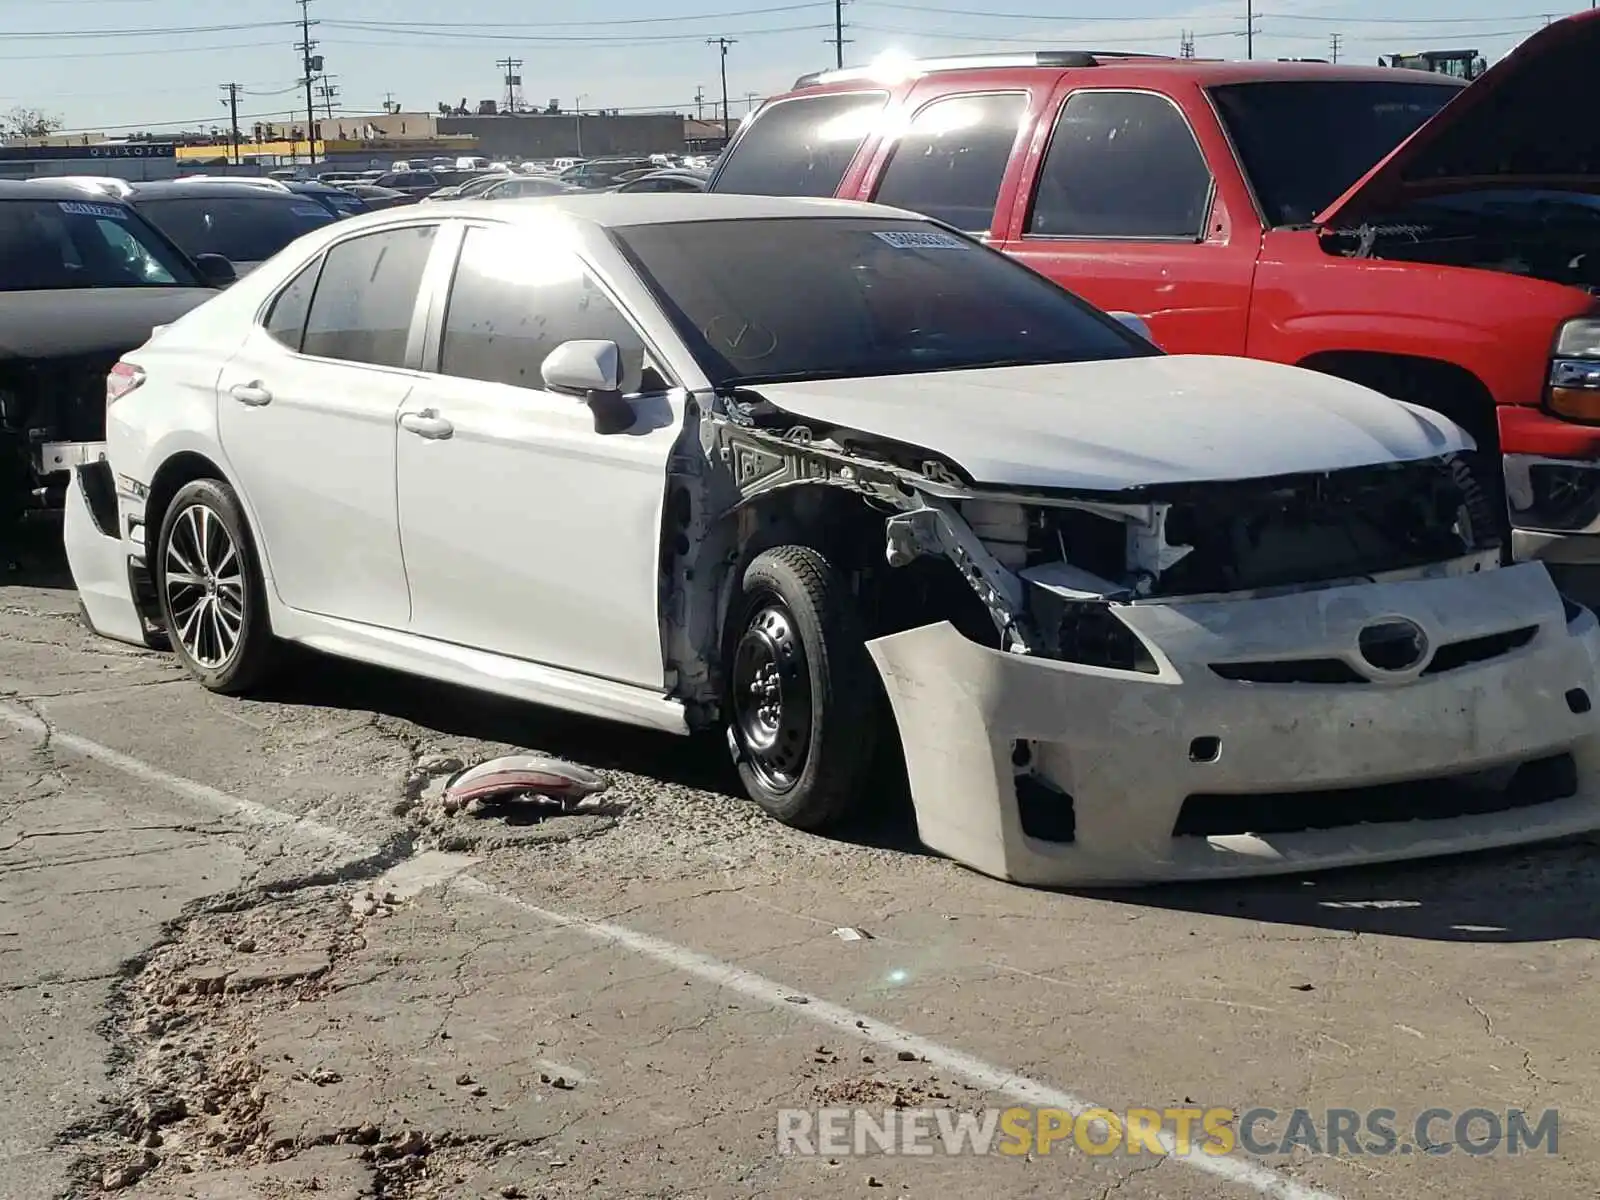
[153,478,276,695]
[724,545,882,831]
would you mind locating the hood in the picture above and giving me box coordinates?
[1317,11,1600,227]
[754,356,1472,492]
[0,287,216,361]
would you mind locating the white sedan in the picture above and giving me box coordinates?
[65,193,1600,886]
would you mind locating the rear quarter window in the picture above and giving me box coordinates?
[711,91,889,197]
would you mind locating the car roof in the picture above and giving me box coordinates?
[123,180,311,201]
[441,192,921,227]
[789,55,1466,93]
[0,179,136,203]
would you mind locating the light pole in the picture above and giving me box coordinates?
[574,93,587,157]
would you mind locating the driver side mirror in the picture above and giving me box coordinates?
[541,339,635,435]
[193,253,236,289]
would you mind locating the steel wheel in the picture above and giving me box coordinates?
[163,501,244,670]
[730,597,814,793]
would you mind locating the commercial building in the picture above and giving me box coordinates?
[0,141,179,181]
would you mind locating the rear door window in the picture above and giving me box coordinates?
[873,92,1028,234]
[301,225,437,368]
[264,255,323,351]
[1026,90,1213,239]
[711,91,889,197]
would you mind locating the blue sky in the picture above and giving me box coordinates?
[1,0,1575,134]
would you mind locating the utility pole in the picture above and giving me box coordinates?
[496,57,523,113]
[745,91,759,112]
[1244,0,1257,60]
[827,0,849,69]
[707,37,736,143]
[316,75,339,119]
[694,85,704,120]
[1328,32,1341,62]
[219,82,242,165]
[1179,30,1195,57]
[383,92,398,115]
[295,0,321,163]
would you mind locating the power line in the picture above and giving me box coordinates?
[0,20,296,38]
[322,20,828,42]
[854,1,1559,21]
[324,3,830,28]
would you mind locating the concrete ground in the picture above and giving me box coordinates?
[2,519,1596,1199]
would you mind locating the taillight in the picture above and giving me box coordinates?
[106,361,145,407]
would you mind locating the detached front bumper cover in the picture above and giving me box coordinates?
[867,563,1600,887]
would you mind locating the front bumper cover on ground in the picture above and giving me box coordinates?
[867,563,1600,887]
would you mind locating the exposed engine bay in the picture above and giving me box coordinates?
[659,387,1502,712]
[1324,194,1600,291]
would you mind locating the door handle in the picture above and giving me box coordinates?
[228,382,272,406]
[399,409,453,440]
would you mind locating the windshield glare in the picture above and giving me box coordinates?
[611,217,1153,386]
[1209,80,1458,226]
[0,198,197,291]
[135,195,335,263]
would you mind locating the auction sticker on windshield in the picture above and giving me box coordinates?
[57,201,127,219]
[872,229,967,250]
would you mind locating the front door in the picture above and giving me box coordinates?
[216,223,440,628]
[394,222,681,689]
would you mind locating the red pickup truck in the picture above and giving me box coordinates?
[707,14,1600,587]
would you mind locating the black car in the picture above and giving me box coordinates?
[372,169,442,197]
[0,181,231,520]
[121,180,341,275]
[285,180,370,218]
[612,168,709,193]
[337,183,415,210]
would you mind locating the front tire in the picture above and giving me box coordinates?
[725,545,881,831]
[153,478,275,695]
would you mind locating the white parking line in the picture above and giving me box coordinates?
[0,699,1339,1200]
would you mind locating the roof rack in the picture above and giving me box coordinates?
[29,175,134,197]
[793,49,1175,88]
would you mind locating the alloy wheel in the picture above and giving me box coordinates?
[163,502,245,669]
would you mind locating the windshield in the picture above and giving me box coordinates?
[134,195,336,263]
[1209,80,1459,226]
[611,217,1154,386]
[0,198,198,291]
[309,189,368,215]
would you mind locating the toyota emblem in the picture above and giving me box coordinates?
[1357,618,1430,673]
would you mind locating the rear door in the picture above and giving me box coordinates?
[216,223,441,628]
[994,84,1258,355]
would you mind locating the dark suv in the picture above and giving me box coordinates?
[122,179,341,275]
[0,181,230,520]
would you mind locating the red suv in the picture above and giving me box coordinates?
[707,16,1600,585]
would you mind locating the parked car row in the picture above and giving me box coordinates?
[18,12,1600,891]
[56,190,1600,889]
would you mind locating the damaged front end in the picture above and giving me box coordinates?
[667,386,1600,886]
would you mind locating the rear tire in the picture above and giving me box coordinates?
[153,478,276,695]
[724,545,882,831]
